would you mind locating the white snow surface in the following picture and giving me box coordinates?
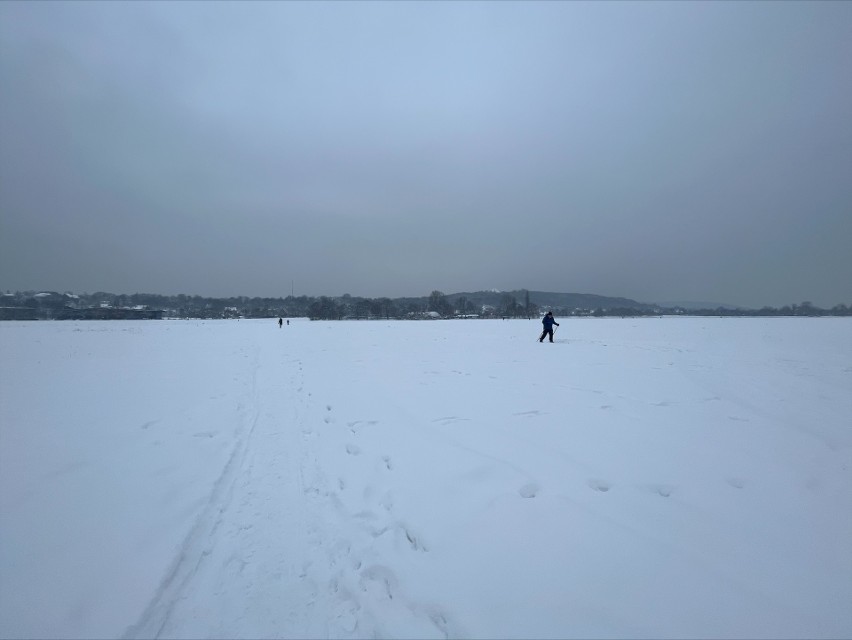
[1,317,850,639]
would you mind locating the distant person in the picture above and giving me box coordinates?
[539,311,559,343]
[278,317,283,328]
[286,319,289,326]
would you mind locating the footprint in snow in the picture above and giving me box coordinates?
[348,419,379,434]
[359,565,397,600]
[402,525,427,551]
[369,523,427,552]
[726,476,746,489]
[518,483,540,498]
[588,478,612,492]
[329,540,363,571]
[649,484,675,498]
[345,443,361,456]
[331,591,360,634]
[426,607,454,639]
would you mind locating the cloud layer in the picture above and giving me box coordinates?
[2,1,850,306]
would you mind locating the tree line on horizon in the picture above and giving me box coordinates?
[1,289,850,321]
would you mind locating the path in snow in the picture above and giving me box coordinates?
[121,324,462,639]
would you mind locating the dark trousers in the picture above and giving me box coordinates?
[539,327,554,342]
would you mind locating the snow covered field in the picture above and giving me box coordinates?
[1,317,850,639]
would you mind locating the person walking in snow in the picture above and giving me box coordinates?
[278,317,283,328]
[539,311,559,343]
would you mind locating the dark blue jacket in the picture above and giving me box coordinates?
[542,315,558,328]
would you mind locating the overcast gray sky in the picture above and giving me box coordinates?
[1,1,850,307]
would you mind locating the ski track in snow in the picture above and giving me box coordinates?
[123,347,265,639]
[121,334,457,639]
[2,318,851,639]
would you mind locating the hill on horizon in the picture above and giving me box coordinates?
[654,300,744,311]
[443,290,655,312]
